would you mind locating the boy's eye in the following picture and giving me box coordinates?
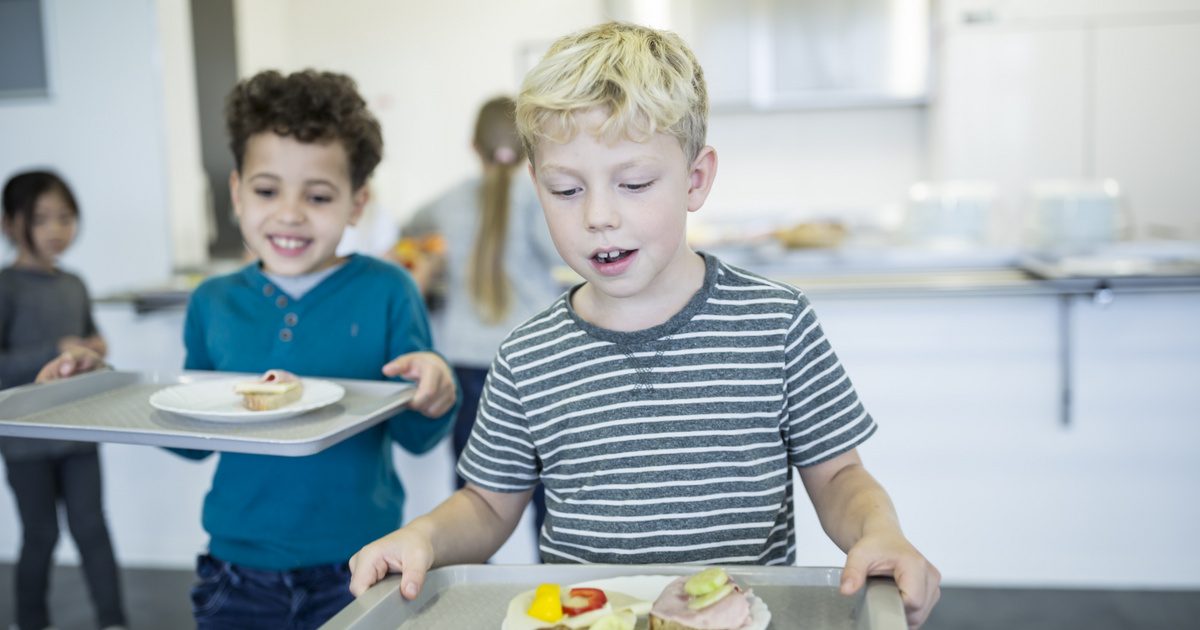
[551,187,581,198]
[254,188,277,199]
[623,181,654,192]
[308,194,333,204]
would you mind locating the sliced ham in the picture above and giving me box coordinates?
[649,576,752,630]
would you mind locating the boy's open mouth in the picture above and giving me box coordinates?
[590,248,637,276]
[592,248,633,264]
[268,235,312,255]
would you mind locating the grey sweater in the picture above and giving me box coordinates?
[403,176,564,368]
[0,266,99,461]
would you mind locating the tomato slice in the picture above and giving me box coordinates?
[562,587,608,616]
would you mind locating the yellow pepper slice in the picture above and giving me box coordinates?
[527,583,564,622]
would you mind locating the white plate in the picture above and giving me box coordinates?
[148,378,345,422]
[570,575,770,630]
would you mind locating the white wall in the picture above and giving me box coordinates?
[932,0,1200,240]
[704,107,926,226]
[231,0,927,236]
[0,0,174,296]
[233,0,608,230]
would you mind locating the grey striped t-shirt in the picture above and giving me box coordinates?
[457,252,876,565]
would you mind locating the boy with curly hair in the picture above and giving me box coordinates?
[349,23,939,628]
[173,69,458,628]
[35,69,459,629]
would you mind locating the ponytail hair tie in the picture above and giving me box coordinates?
[493,146,517,165]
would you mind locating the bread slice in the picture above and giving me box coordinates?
[649,615,701,630]
[234,380,303,411]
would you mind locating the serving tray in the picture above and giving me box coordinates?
[321,564,905,630]
[0,370,414,456]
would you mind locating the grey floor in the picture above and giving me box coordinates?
[1,563,1198,629]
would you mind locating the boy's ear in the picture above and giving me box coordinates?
[686,146,718,213]
[228,170,244,219]
[347,185,370,226]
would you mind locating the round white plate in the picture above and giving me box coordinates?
[149,378,345,422]
[570,575,771,630]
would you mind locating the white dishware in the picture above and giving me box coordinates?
[148,378,345,422]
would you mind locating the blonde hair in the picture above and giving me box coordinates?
[469,96,525,324]
[516,21,708,165]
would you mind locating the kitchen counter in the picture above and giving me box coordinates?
[99,242,1200,311]
[713,240,1200,298]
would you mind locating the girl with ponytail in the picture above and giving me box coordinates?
[399,96,562,545]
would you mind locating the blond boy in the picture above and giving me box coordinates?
[350,23,939,627]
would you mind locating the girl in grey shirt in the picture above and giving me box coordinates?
[1,170,127,630]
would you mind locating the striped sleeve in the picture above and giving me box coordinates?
[782,294,876,466]
[455,353,542,492]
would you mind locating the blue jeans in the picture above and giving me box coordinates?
[190,554,354,630]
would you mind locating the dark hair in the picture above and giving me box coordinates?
[2,170,79,255]
[225,69,383,190]
[469,96,525,324]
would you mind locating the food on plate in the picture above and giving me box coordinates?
[649,568,752,630]
[773,220,846,249]
[586,611,636,630]
[562,587,609,616]
[233,369,303,411]
[504,582,651,630]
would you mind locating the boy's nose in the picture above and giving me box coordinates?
[274,199,306,224]
[582,196,619,231]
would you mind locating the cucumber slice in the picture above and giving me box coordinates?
[684,567,730,596]
[687,583,735,610]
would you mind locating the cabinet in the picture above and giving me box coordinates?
[932,0,1200,239]
[646,0,931,110]
[790,288,1200,587]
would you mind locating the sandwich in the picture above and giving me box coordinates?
[233,369,303,411]
[648,568,752,630]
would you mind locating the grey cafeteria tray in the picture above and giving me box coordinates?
[0,370,414,456]
[321,564,905,630]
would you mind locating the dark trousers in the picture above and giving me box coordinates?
[453,366,547,545]
[5,451,126,630]
[191,554,353,630]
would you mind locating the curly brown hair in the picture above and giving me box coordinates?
[225,69,383,189]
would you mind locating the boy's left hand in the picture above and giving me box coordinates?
[839,530,941,628]
[382,351,456,418]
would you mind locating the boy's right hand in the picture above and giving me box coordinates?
[348,526,434,599]
[37,345,105,383]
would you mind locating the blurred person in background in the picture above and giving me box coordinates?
[1,170,127,630]
[395,96,563,546]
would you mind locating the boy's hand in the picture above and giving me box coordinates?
[348,527,434,599]
[382,351,456,418]
[37,346,105,383]
[839,530,941,628]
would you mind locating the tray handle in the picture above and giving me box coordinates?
[854,576,906,630]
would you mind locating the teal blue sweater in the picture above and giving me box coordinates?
[177,255,456,570]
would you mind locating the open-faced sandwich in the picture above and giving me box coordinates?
[649,568,752,630]
[233,369,303,411]
[504,582,651,630]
